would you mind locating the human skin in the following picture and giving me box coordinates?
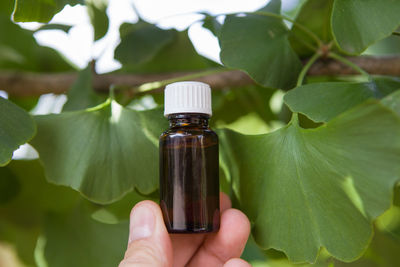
[119,192,251,267]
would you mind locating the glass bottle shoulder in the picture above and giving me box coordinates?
[160,126,218,142]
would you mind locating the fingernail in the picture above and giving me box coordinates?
[129,204,155,243]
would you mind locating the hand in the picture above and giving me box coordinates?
[119,192,251,267]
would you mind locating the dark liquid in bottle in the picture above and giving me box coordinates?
[159,115,220,233]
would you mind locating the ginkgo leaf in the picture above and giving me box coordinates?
[12,0,82,23]
[219,101,400,263]
[0,160,80,264]
[115,21,176,67]
[284,78,400,122]
[62,66,105,111]
[0,160,79,226]
[30,99,167,204]
[0,166,20,204]
[201,12,222,37]
[382,90,400,116]
[43,204,127,267]
[331,0,400,54]
[219,0,302,89]
[289,0,334,57]
[117,26,212,73]
[91,190,158,224]
[86,0,109,41]
[1,0,74,72]
[0,97,36,166]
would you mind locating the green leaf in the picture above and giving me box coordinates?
[0,160,79,264]
[8,95,40,111]
[62,66,105,111]
[12,0,82,23]
[331,0,400,54]
[36,23,73,33]
[0,160,79,226]
[374,76,400,96]
[30,100,167,203]
[86,0,109,41]
[212,86,276,126]
[116,21,213,73]
[284,78,400,123]
[337,229,400,267]
[115,21,175,67]
[241,235,268,263]
[0,166,20,204]
[289,0,334,57]
[0,97,36,166]
[284,82,378,123]
[365,34,400,56]
[1,0,15,14]
[201,13,222,37]
[0,220,40,265]
[395,185,400,207]
[43,204,128,267]
[382,90,400,116]
[219,0,302,89]
[91,190,158,224]
[219,102,400,263]
[0,1,74,72]
[132,30,215,72]
[335,197,400,267]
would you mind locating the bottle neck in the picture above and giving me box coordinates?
[168,113,210,128]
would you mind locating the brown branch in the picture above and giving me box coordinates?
[1,56,400,97]
[308,55,400,76]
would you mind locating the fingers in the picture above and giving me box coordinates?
[119,201,172,267]
[170,234,205,267]
[223,258,252,267]
[187,208,251,266]
[220,192,232,212]
[171,192,232,267]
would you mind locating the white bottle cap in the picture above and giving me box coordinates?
[164,81,212,117]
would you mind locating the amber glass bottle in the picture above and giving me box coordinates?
[159,81,220,233]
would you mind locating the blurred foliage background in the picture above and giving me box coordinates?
[1,0,400,266]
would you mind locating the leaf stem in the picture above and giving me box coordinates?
[135,68,228,93]
[290,112,299,126]
[296,52,321,86]
[131,1,144,20]
[328,52,371,81]
[393,31,400,37]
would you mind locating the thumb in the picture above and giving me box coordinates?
[119,200,172,267]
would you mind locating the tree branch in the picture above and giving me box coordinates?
[1,56,399,97]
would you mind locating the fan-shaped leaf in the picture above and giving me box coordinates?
[0,160,79,264]
[0,98,36,166]
[86,0,109,41]
[289,0,334,57]
[62,66,105,111]
[115,21,176,67]
[116,21,212,73]
[43,204,127,267]
[1,0,74,72]
[12,0,82,22]
[332,0,400,54]
[219,102,400,262]
[201,13,222,37]
[219,0,302,89]
[0,166,20,203]
[284,78,400,122]
[91,190,158,224]
[30,100,166,203]
[382,90,400,116]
